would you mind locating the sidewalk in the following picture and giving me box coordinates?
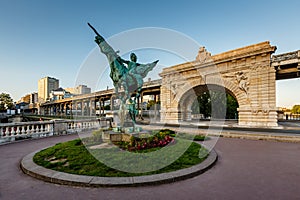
[1,133,300,199]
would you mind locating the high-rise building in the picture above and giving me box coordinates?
[38,76,59,103]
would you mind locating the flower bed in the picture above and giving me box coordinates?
[115,129,176,152]
[33,129,209,177]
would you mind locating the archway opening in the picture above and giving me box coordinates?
[191,92,239,120]
[178,84,239,121]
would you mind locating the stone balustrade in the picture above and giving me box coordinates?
[286,114,300,120]
[0,118,110,143]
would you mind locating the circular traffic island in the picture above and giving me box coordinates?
[21,129,217,187]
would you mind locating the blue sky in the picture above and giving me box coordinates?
[0,0,299,108]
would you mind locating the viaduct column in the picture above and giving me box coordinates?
[159,76,181,124]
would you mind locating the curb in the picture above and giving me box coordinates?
[140,124,300,143]
[20,147,217,187]
[217,131,300,143]
[151,122,300,134]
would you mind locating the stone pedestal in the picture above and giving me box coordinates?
[102,126,143,143]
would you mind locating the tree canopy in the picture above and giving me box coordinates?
[291,105,300,114]
[0,93,14,112]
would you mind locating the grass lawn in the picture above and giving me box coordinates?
[33,136,209,177]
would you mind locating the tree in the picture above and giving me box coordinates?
[226,94,239,119]
[104,105,110,110]
[291,105,300,114]
[191,91,238,119]
[0,93,14,112]
[210,91,227,119]
[194,92,211,118]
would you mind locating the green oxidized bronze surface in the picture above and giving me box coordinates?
[88,23,158,125]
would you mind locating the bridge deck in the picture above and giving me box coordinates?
[272,50,300,80]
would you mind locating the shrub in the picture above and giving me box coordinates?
[92,129,103,142]
[193,135,208,141]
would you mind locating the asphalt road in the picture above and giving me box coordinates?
[1,133,300,200]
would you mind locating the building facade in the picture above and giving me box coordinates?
[30,92,38,104]
[49,88,73,101]
[65,85,91,95]
[76,85,91,94]
[38,77,59,103]
[20,94,31,104]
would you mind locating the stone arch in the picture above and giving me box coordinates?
[174,77,247,109]
[160,42,277,126]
